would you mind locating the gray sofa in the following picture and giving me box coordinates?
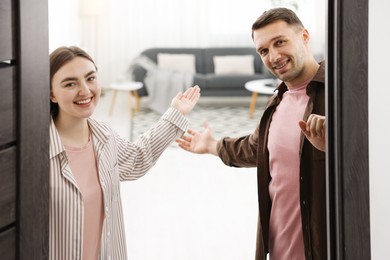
[131,47,273,97]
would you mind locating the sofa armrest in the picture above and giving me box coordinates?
[130,65,148,96]
[131,65,147,82]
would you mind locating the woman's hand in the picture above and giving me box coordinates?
[170,85,201,115]
[298,114,326,152]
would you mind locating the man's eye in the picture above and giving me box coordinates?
[65,82,75,87]
[260,49,268,56]
[276,40,285,46]
[87,76,96,81]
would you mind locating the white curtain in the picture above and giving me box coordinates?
[49,0,324,87]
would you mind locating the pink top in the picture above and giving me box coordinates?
[267,82,309,260]
[65,137,104,260]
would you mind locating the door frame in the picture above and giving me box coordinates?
[326,0,370,259]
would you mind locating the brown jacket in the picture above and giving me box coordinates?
[217,62,326,260]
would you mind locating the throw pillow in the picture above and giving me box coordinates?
[157,53,196,74]
[213,55,255,75]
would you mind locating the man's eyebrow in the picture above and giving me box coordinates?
[257,35,285,52]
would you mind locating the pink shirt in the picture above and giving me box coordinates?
[267,82,309,260]
[65,137,104,260]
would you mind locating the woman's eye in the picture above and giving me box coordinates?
[65,82,75,87]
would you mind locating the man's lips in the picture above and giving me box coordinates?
[273,60,289,71]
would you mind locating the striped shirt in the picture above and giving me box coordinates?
[49,107,188,260]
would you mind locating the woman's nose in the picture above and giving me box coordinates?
[79,82,91,95]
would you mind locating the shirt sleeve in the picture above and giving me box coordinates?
[116,107,188,180]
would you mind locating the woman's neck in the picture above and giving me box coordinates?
[54,115,90,148]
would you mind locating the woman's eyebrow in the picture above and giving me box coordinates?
[85,70,96,78]
[60,77,77,84]
[60,70,96,84]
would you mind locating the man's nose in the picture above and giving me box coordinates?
[269,48,281,63]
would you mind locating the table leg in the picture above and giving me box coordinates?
[132,90,140,112]
[109,90,118,115]
[249,92,258,118]
[127,91,134,117]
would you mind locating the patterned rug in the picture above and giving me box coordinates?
[131,99,266,143]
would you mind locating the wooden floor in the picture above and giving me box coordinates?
[94,91,264,260]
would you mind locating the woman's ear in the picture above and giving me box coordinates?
[50,91,57,103]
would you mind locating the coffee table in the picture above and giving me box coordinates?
[245,78,278,118]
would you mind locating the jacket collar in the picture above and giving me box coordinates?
[269,61,325,105]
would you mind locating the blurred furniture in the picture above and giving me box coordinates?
[109,81,143,117]
[131,47,274,97]
[245,78,278,118]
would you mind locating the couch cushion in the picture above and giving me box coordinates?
[213,55,255,75]
[141,48,205,73]
[197,74,269,90]
[157,53,196,74]
[203,47,265,74]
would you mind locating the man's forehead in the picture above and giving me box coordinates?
[253,21,297,42]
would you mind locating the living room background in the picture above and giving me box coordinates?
[48,0,325,87]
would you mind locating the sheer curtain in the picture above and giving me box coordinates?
[49,0,324,88]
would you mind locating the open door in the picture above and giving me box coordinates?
[0,0,49,259]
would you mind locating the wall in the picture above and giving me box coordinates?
[48,0,326,87]
[369,0,390,259]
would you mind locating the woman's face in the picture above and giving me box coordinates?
[51,57,101,121]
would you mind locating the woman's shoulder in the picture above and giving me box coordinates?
[88,118,116,139]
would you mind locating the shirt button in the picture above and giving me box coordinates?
[302,200,306,205]
[108,231,110,237]
[106,206,109,211]
[300,176,303,181]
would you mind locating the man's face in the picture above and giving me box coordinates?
[253,20,309,86]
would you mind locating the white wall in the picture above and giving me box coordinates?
[369,0,390,259]
[48,0,325,87]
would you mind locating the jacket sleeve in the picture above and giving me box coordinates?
[216,124,259,167]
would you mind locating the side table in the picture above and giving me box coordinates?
[109,81,143,117]
[109,81,143,141]
[244,78,278,118]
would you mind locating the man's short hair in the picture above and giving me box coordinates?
[252,8,304,38]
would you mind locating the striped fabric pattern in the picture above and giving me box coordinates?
[49,107,188,260]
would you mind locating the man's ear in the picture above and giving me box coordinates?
[302,28,310,44]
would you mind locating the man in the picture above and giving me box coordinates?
[177,8,326,260]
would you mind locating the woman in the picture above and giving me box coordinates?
[49,46,200,260]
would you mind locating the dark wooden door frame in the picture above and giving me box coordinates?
[16,0,50,259]
[326,0,370,259]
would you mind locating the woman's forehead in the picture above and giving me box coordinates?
[54,57,96,79]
